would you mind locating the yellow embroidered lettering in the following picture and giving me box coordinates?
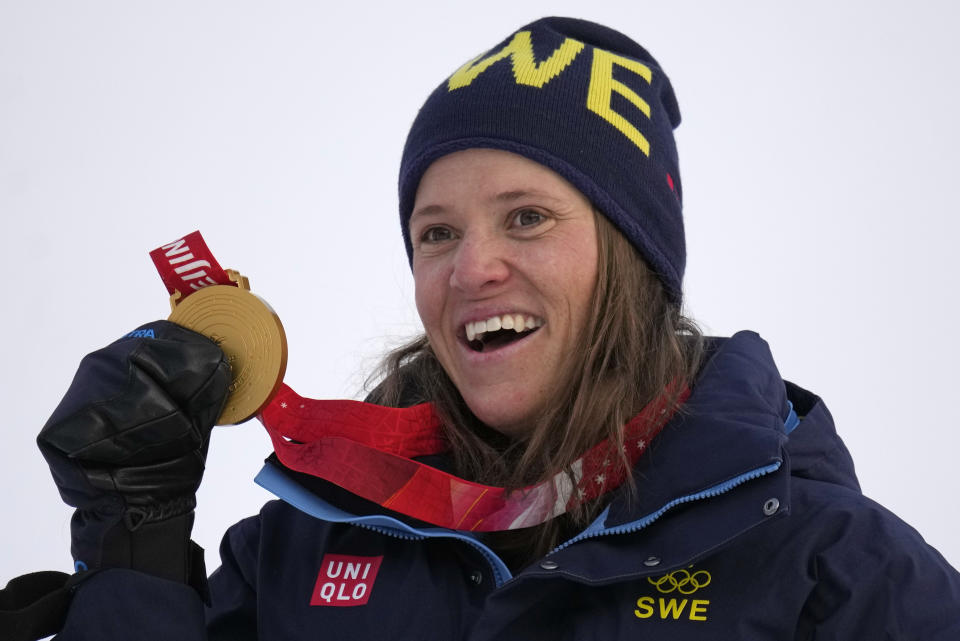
[586,48,653,155]
[658,598,688,619]
[689,599,709,622]
[634,596,654,619]
[448,31,585,90]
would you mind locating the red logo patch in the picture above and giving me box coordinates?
[310,554,384,607]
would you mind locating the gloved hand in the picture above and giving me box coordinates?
[37,320,231,594]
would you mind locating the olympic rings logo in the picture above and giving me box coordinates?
[648,568,712,595]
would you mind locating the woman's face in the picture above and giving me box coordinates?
[410,148,599,437]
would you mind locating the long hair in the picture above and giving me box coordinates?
[368,212,703,566]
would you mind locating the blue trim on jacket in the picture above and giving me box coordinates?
[255,464,515,586]
[257,459,784,587]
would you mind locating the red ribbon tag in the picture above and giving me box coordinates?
[149,230,235,298]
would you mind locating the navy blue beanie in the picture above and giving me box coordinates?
[398,16,685,303]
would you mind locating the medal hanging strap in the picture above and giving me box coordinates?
[260,385,687,532]
[149,230,236,299]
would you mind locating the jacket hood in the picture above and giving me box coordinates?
[782,380,860,492]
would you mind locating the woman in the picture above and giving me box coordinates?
[8,17,960,640]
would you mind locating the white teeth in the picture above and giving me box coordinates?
[464,313,543,343]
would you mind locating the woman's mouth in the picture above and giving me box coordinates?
[463,313,543,353]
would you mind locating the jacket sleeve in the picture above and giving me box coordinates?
[205,514,261,640]
[56,569,208,640]
[51,514,263,641]
[795,495,960,640]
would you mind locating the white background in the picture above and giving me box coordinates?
[2,0,958,586]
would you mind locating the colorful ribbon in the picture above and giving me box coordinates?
[259,385,686,531]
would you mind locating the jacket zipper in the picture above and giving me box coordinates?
[257,459,781,587]
[551,405,795,554]
[550,461,782,554]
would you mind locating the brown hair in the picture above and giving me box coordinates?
[368,212,703,567]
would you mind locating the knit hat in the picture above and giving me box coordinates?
[398,17,685,303]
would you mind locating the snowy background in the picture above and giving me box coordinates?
[2,0,958,586]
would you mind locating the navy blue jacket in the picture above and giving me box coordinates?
[56,332,960,639]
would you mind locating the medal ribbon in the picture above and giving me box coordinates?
[149,230,236,298]
[259,385,688,531]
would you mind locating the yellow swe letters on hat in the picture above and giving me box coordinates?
[587,49,653,155]
[447,30,654,156]
[447,31,584,90]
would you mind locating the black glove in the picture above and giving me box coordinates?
[37,320,230,594]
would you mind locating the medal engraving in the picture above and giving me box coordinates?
[168,271,287,425]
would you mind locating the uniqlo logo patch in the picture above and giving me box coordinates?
[310,554,384,607]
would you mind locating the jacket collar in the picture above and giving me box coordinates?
[521,331,797,584]
[604,331,792,527]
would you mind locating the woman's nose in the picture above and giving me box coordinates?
[449,234,510,293]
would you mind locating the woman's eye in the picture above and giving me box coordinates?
[420,226,453,243]
[514,209,545,228]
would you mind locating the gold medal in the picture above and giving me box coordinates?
[168,270,287,425]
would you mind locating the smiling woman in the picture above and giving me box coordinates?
[4,14,960,641]
[411,149,602,436]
